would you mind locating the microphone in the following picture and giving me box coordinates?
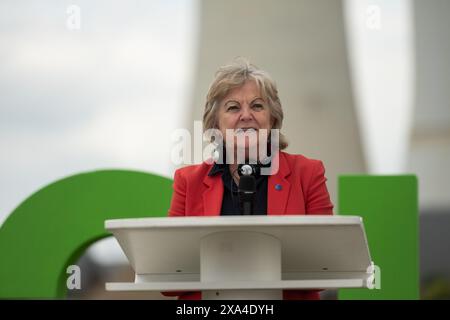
[237,157,271,177]
[238,164,256,215]
[238,163,259,177]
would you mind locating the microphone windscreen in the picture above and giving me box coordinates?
[239,175,256,192]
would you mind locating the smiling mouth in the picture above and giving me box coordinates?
[235,128,258,134]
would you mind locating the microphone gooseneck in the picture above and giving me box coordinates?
[238,167,256,215]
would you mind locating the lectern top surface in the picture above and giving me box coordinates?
[106,215,362,229]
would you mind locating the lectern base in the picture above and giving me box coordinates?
[200,231,282,300]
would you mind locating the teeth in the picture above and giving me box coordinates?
[236,128,257,133]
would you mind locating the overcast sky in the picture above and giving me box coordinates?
[0,0,198,225]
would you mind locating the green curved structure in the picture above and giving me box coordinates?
[0,170,173,298]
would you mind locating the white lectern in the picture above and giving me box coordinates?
[105,215,374,299]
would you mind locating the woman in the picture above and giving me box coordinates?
[167,59,334,300]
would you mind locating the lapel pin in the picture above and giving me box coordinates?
[275,184,282,191]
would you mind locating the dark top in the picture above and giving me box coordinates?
[208,163,268,215]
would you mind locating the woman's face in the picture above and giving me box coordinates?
[217,80,273,160]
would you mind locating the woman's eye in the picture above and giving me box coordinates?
[252,103,264,110]
[227,105,239,111]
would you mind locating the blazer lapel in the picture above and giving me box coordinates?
[202,174,223,216]
[268,152,291,215]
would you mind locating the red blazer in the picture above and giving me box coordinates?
[166,151,334,299]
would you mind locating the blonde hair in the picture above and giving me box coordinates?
[202,58,288,150]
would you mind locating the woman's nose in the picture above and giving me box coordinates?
[239,106,253,121]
